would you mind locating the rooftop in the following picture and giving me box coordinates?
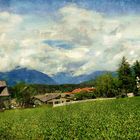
[65,87,96,94]
[33,93,61,102]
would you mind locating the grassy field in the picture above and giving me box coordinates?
[0,97,140,140]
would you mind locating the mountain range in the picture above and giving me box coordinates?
[0,68,116,86]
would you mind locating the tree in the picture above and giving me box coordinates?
[74,91,96,100]
[133,60,140,95]
[11,83,35,107]
[118,57,134,94]
[133,60,140,78]
[95,73,119,97]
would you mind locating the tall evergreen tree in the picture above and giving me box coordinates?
[118,57,134,94]
[133,60,140,78]
[133,60,140,94]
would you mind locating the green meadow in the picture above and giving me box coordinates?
[0,97,140,140]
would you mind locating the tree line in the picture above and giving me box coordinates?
[95,57,140,97]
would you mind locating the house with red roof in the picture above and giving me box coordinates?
[65,87,96,94]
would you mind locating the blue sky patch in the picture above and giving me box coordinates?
[43,40,74,49]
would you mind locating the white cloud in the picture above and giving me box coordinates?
[0,5,139,76]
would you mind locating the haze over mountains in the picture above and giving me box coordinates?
[0,68,116,86]
[52,71,110,84]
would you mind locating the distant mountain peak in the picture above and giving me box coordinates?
[0,68,57,86]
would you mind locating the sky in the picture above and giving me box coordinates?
[0,0,140,76]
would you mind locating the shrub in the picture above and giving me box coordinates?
[74,91,96,100]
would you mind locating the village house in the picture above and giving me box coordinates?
[32,93,73,106]
[0,81,10,109]
[127,93,134,97]
[126,76,140,98]
[136,76,140,89]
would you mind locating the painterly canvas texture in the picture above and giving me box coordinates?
[0,0,139,84]
[0,1,140,139]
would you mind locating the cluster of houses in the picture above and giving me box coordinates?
[32,93,73,106]
[32,87,96,106]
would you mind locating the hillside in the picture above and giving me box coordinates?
[0,97,140,139]
[0,68,57,86]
